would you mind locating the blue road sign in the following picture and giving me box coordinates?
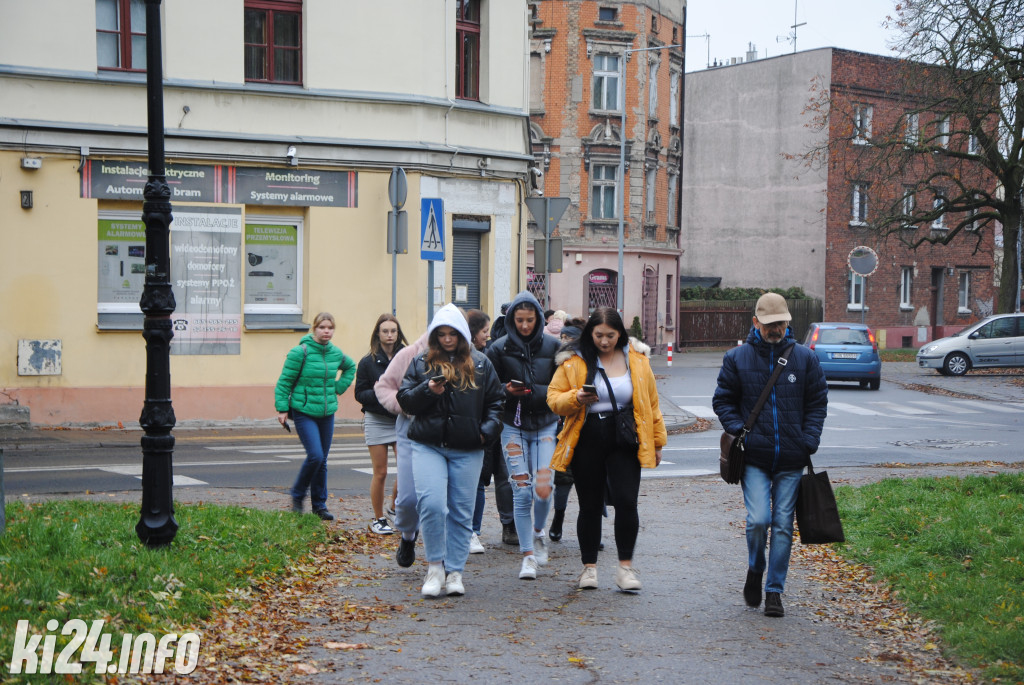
[420,198,445,261]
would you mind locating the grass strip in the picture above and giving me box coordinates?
[835,474,1024,681]
[0,499,329,682]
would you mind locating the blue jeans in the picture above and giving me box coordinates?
[290,411,335,511]
[411,441,484,574]
[742,464,803,593]
[393,414,419,538]
[501,422,557,554]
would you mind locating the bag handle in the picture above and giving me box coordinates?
[740,343,795,437]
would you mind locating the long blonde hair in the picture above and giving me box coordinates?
[425,328,477,391]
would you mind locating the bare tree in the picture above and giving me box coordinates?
[803,0,1023,313]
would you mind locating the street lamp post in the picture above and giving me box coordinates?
[616,44,681,314]
[136,0,178,547]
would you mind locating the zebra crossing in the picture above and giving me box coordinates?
[205,444,395,475]
[673,396,1024,420]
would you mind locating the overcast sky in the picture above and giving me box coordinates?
[684,0,901,72]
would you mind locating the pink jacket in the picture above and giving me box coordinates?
[374,331,428,415]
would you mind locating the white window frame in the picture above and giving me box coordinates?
[902,188,915,218]
[667,172,678,227]
[968,132,980,155]
[853,104,872,144]
[645,167,656,221]
[847,272,866,311]
[937,115,950,148]
[591,164,618,219]
[932,195,947,230]
[244,215,304,316]
[648,60,658,113]
[851,183,868,225]
[669,70,680,126]
[592,54,621,113]
[900,267,913,310]
[904,112,919,146]
[967,194,982,231]
[958,271,970,312]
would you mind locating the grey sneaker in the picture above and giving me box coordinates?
[369,517,395,535]
[533,532,549,566]
[615,565,642,592]
[445,572,465,596]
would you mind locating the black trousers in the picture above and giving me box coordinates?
[572,413,641,564]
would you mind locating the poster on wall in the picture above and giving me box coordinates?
[244,223,298,305]
[170,207,243,355]
[97,217,147,309]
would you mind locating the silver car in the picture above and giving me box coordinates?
[916,313,1024,376]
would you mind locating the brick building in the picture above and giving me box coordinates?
[528,0,685,349]
[683,48,996,348]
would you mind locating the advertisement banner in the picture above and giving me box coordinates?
[97,218,147,309]
[170,207,243,355]
[244,223,298,305]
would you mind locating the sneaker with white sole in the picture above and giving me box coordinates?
[533,532,549,566]
[578,566,598,589]
[615,565,642,592]
[421,566,445,597]
[519,555,539,580]
[369,517,395,535]
[445,572,465,596]
[469,532,485,554]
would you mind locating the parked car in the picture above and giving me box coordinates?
[916,313,1024,376]
[803,322,882,390]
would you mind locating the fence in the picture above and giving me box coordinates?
[677,299,823,347]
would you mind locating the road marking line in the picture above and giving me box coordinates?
[677,405,719,419]
[950,400,1024,413]
[869,401,934,415]
[642,468,718,479]
[98,466,207,486]
[5,459,287,474]
[907,400,979,414]
[826,402,882,416]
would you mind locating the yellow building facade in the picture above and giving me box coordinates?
[0,0,534,425]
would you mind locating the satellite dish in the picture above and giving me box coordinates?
[848,245,879,277]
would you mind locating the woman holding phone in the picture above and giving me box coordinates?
[546,307,666,591]
[485,291,561,581]
[397,304,503,597]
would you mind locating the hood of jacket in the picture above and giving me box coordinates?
[428,303,472,345]
[505,290,546,349]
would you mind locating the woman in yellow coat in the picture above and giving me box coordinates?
[547,307,666,592]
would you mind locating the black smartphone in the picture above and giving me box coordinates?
[282,420,291,433]
[581,384,597,394]
[509,379,526,388]
[430,375,447,384]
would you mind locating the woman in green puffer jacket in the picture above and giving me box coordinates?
[274,312,356,520]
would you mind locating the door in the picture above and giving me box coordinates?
[451,216,489,311]
[969,315,1021,367]
[641,265,658,344]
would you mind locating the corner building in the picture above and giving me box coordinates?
[0,1,532,425]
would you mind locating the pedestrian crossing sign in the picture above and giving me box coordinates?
[420,198,445,261]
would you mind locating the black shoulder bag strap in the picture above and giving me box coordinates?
[739,343,795,439]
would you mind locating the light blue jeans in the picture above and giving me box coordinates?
[411,441,484,574]
[392,414,419,539]
[742,463,803,593]
[501,421,558,554]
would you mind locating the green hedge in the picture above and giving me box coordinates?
[680,286,810,301]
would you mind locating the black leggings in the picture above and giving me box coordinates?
[572,414,641,564]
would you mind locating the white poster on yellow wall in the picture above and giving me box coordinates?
[170,207,243,355]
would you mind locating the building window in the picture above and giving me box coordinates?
[937,115,950,148]
[529,52,544,111]
[958,272,970,311]
[648,61,659,113]
[669,70,680,126]
[96,0,146,71]
[900,267,913,309]
[967,194,983,231]
[853,104,872,144]
[598,6,617,21]
[932,194,947,229]
[968,132,980,155]
[904,112,919,146]
[456,0,481,100]
[848,272,865,310]
[592,54,620,112]
[245,218,303,315]
[851,183,868,225]
[645,167,656,221]
[901,187,916,221]
[591,164,618,219]
[667,173,678,227]
[665,274,673,326]
[244,0,302,84]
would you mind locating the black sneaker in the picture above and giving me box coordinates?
[291,497,303,514]
[744,570,763,607]
[396,533,418,568]
[549,509,565,542]
[501,522,519,546]
[764,592,784,618]
[313,509,335,521]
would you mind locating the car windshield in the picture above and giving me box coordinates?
[818,328,869,345]
[952,317,996,337]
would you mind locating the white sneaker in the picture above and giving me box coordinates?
[615,565,642,592]
[578,566,598,589]
[533,532,549,566]
[421,566,445,597]
[519,555,539,580]
[469,532,485,554]
[445,572,465,596]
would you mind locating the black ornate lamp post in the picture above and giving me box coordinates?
[136,0,178,546]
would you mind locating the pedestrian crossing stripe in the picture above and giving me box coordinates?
[672,398,1024,418]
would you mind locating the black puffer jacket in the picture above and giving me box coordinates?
[354,346,404,417]
[397,349,504,450]
[712,327,828,473]
[486,291,560,431]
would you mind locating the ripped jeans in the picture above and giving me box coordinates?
[500,421,558,554]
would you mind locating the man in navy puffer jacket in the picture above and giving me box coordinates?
[713,293,827,619]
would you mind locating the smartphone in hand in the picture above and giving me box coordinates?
[509,379,526,389]
[430,375,447,384]
[581,384,597,394]
[282,420,291,433]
